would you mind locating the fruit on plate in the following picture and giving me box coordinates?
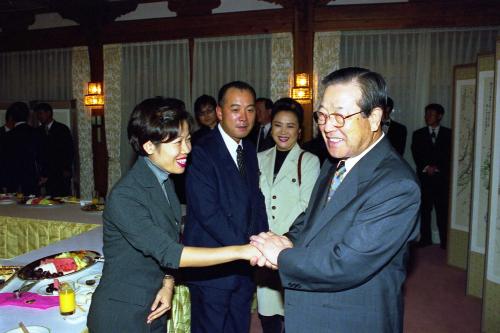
[26,197,57,205]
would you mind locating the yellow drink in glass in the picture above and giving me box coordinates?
[59,282,75,315]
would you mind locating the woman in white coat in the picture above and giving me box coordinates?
[256,97,320,333]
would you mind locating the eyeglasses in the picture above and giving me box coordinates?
[198,108,215,116]
[313,110,364,128]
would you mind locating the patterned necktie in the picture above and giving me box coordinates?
[327,160,346,202]
[236,145,246,177]
[164,178,181,222]
[431,129,436,144]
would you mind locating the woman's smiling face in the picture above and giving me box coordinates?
[271,110,300,152]
[144,120,192,174]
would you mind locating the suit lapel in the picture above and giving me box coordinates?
[260,147,275,189]
[273,144,301,186]
[133,158,181,226]
[215,130,250,191]
[302,138,391,245]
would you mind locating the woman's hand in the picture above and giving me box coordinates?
[146,279,174,324]
[239,243,262,260]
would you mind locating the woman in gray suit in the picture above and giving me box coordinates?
[256,98,320,332]
[88,97,259,333]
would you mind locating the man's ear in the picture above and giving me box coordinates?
[142,140,156,155]
[369,107,383,132]
[216,105,223,122]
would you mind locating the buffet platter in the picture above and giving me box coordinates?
[17,250,101,281]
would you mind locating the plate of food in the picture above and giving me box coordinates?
[4,326,50,333]
[55,196,80,204]
[81,203,105,212]
[77,273,102,288]
[0,266,21,286]
[19,196,64,207]
[17,250,101,281]
[0,194,16,205]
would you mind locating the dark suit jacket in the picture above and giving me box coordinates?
[249,122,275,152]
[183,127,268,289]
[3,123,41,195]
[88,157,184,333]
[278,138,420,333]
[387,120,407,155]
[411,126,452,182]
[38,121,74,195]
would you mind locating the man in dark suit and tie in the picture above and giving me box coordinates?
[184,81,268,333]
[382,97,407,155]
[34,103,74,196]
[3,101,41,195]
[411,103,451,249]
[0,108,15,191]
[251,67,420,333]
[249,97,275,152]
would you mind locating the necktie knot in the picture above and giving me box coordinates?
[236,145,246,177]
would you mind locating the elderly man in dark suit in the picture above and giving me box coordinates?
[251,67,420,333]
[34,102,74,196]
[411,103,451,249]
[184,81,268,333]
[382,97,407,155]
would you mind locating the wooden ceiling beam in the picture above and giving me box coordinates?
[314,1,500,31]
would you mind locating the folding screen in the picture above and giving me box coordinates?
[448,64,476,269]
[467,54,495,297]
[482,37,500,333]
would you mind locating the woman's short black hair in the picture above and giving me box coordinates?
[271,97,304,126]
[128,97,190,156]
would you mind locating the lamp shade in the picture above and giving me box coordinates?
[291,87,312,101]
[84,82,104,107]
[295,73,310,87]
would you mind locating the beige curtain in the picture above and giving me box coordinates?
[270,32,294,101]
[192,34,272,105]
[103,44,122,190]
[0,48,72,100]
[340,27,499,162]
[120,40,191,173]
[313,31,341,110]
[71,46,94,200]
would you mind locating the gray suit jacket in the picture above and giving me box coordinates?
[88,157,184,333]
[279,137,420,333]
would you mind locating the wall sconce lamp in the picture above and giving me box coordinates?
[84,82,104,107]
[291,73,312,104]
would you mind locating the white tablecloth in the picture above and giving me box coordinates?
[0,227,103,333]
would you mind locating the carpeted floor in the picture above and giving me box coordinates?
[250,245,482,333]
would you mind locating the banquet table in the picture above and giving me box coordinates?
[0,202,102,259]
[0,227,191,333]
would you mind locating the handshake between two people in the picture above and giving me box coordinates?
[243,231,293,270]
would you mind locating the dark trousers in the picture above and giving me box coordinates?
[420,174,449,248]
[189,282,254,333]
[259,314,284,333]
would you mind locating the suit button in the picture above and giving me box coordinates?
[292,178,296,183]
[272,195,276,199]
[272,216,275,219]
[272,206,276,210]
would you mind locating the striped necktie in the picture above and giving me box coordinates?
[327,160,346,202]
[237,145,246,177]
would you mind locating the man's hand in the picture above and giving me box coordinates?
[146,279,174,324]
[250,231,293,268]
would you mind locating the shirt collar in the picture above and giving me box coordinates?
[46,120,54,130]
[428,125,440,134]
[344,133,385,174]
[143,156,170,185]
[218,123,242,167]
